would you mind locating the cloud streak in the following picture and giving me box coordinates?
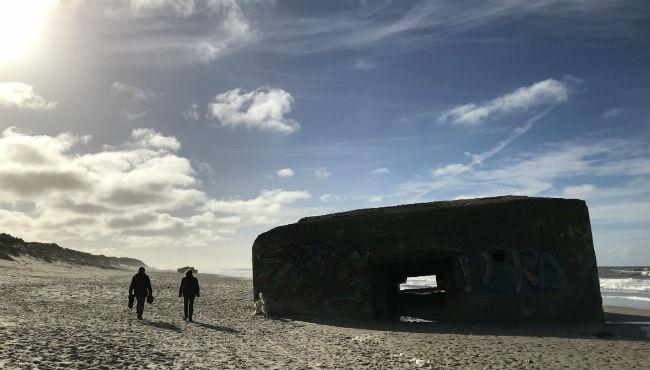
[110,81,155,102]
[403,137,650,203]
[261,1,647,56]
[432,106,552,178]
[97,0,260,66]
[439,79,569,126]
[371,167,390,175]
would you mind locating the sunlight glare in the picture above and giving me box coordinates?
[0,0,57,62]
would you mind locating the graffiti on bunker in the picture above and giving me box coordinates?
[255,240,370,305]
[457,248,567,294]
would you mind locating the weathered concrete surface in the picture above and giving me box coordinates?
[252,196,603,322]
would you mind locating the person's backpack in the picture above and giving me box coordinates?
[146,295,154,304]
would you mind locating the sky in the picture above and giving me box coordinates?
[0,0,648,269]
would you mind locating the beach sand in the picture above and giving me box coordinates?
[1,260,648,369]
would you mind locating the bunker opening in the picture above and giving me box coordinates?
[380,256,457,320]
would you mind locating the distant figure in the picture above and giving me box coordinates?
[179,269,200,322]
[253,292,268,318]
[129,266,153,320]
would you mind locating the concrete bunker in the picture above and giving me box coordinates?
[252,196,603,322]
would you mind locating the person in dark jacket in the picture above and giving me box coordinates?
[129,266,153,320]
[179,270,200,322]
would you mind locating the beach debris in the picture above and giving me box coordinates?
[350,335,379,344]
[410,357,431,367]
[400,316,434,323]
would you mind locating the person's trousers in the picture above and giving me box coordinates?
[136,296,146,318]
[183,296,195,319]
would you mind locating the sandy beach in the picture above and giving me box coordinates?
[1,260,648,370]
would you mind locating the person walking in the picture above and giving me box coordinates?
[179,269,200,322]
[129,266,153,320]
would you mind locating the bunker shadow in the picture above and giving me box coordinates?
[280,312,649,341]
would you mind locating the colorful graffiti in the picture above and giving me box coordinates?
[255,240,370,305]
[457,249,567,294]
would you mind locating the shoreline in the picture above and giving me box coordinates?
[604,305,650,318]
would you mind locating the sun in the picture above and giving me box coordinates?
[0,0,57,62]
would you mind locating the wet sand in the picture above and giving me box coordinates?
[0,259,648,369]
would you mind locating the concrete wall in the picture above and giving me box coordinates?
[252,196,603,322]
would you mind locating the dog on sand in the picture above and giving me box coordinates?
[253,292,268,318]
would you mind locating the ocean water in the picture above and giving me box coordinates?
[599,266,650,310]
[204,266,650,310]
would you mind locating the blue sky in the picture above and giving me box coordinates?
[0,0,647,268]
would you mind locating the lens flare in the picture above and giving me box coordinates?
[0,0,57,62]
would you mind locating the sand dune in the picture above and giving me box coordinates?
[0,259,648,369]
[0,233,145,270]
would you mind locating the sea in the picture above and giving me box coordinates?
[598,266,650,310]
[204,266,650,311]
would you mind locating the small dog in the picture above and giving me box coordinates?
[253,292,268,318]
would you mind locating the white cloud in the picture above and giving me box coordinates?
[369,196,383,203]
[318,193,345,204]
[601,107,626,120]
[208,86,300,135]
[371,167,390,175]
[562,184,595,199]
[314,167,331,179]
[0,126,320,268]
[0,82,57,111]
[121,110,147,122]
[214,216,242,225]
[130,128,181,151]
[439,79,570,126]
[182,103,200,120]
[276,168,295,178]
[432,163,471,177]
[353,58,376,70]
[110,81,154,102]
[0,127,232,249]
[194,161,216,177]
[203,189,311,215]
